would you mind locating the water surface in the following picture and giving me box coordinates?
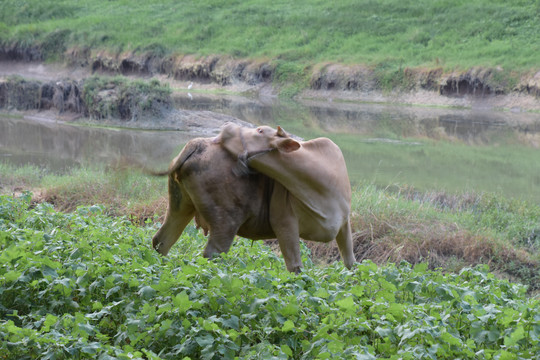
[0,116,191,172]
[1,93,539,203]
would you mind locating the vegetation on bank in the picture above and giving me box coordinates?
[1,0,539,94]
[82,76,172,120]
[0,75,172,121]
[1,194,539,359]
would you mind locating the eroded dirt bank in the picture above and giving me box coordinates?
[1,45,540,113]
[0,64,250,134]
[65,49,540,102]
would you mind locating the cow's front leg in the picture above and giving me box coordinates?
[270,183,302,273]
[201,206,243,259]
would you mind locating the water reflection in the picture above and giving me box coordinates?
[0,117,192,172]
[174,93,540,146]
[1,93,540,202]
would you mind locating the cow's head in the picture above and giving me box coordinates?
[215,123,301,162]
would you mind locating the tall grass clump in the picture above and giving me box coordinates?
[82,76,172,120]
[0,163,47,190]
[0,163,167,221]
[346,184,540,290]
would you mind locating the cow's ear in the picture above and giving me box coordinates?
[277,138,300,153]
[276,126,288,137]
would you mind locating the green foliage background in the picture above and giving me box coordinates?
[1,194,539,359]
[1,0,539,70]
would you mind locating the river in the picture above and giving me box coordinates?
[1,92,539,203]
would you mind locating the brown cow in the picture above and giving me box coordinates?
[215,123,356,272]
[151,137,276,258]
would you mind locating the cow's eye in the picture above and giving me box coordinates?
[257,128,263,134]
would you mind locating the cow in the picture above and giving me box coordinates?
[152,125,356,272]
[151,137,275,258]
[214,123,356,272]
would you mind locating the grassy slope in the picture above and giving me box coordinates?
[1,0,539,72]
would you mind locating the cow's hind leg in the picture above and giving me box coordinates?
[152,176,195,255]
[335,220,356,269]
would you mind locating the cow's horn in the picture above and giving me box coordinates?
[277,126,286,137]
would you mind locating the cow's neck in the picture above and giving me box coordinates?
[249,149,340,217]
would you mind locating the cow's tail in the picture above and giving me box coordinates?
[148,169,171,177]
[147,141,199,178]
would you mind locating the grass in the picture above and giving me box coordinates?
[341,139,540,202]
[1,0,539,78]
[0,163,167,221]
[1,162,538,291]
[348,184,540,288]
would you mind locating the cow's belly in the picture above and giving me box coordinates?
[237,218,275,240]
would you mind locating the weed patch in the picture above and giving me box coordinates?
[1,194,539,359]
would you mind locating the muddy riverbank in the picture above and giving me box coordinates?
[0,65,251,135]
[1,57,540,120]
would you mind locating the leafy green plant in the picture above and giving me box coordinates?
[1,194,539,359]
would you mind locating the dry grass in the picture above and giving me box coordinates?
[37,187,168,226]
[303,212,540,292]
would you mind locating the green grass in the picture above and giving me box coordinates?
[342,139,540,202]
[1,194,539,359]
[0,163,167,217]
[1,0,539,72]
